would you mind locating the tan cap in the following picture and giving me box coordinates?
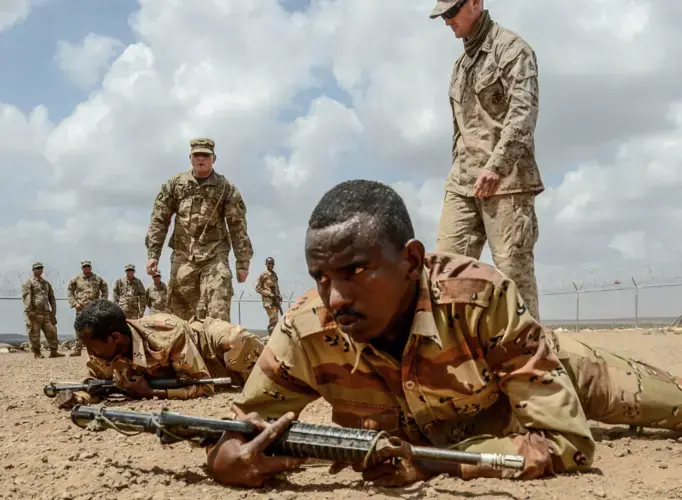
[125,264,135,272]
[32,262,44,270]
[81,260,92,268]
[190,138,215,155]
[429,0,462,19]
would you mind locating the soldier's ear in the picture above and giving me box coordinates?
[404,239,425,281]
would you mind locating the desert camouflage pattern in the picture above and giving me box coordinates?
[256,269,281,333]
[145,282,168,314]
[445,23,544,197]
[436,192,540,320]
[22,277,59,352]
[168,252,233,321]
[68,272,108,353]
[188,316,265,386]
[232,253,596,480]
[113,277,146,319]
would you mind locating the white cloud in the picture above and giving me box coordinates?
[55,33,124,90]
[0,0,32,33]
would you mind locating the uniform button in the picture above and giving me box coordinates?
[405,381,416,391]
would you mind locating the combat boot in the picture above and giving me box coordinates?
[33,350,44,359]
[49,349,65,358]
[70,350,82,357]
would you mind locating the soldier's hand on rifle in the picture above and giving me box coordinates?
[206,410,305,487]
[113,369,156,399]
[146,258,159,276]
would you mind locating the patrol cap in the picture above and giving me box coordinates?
[125,264,135,272]
[81,260,92,268]
[190,138,215,155]
[429,0,466,19]
[32,262,44,270]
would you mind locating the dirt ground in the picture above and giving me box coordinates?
[2,328,682,500]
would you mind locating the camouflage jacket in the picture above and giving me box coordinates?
[231,252,594,480]
[113,277,146,314]
[145,282,168,314]
[255,270,281,308]
[145,169,254,270]
[67,273,108,309]
[22,277,57,316]
[446,23,544,197]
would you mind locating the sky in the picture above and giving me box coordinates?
[1,0,682,336]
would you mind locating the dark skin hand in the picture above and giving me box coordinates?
[112,369,167,400]
[205,407,305,487]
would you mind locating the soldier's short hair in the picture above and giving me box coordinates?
[307,179,415,251]
[74,299,132,341]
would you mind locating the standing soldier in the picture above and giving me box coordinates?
[21,262,63,359]
[145,138,254,321]
[145,271,168,314]
[255,257,282,335]
[430,0,544,320]
[112,264,146,319]
[67,260,108,356]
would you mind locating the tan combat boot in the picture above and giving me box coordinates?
[49,349,65,358]
[33,350,44,359]
[69,350,82,357]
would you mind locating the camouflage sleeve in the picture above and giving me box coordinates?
[229,315,320,420]
[255,273,269,297]
[449,58,462,162]
[21,280,32,315]
[166,324,214,399]
[67,278,78,309]
[482,45,539,177]
[464,278,595,480]
[145,287,152,310]
[224,185,253,273]
[47,282,57,314]
[145,181,176,261]
[112,280,120,304]
[137,280,146,314]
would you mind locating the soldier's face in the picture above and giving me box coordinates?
[33,268,43,278]
[79,329,123,361]
[266,260,274,270]
[443,0,479,38]
[82,265,92,276]
[190,152,215,177]
[126,270,135,280]
[305,215,423,343]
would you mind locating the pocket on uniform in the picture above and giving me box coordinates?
[509,195,539,255]
[475,68,507,120]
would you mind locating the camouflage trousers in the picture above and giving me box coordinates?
[120,307,142,320]
[73,310,85,353]
[264,306,279,335]
[556,334,682,431]
[168,252,233,322]
[25,313,58,352]
[436,191,540,320]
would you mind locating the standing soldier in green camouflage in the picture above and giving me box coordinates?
[22,262,63,359]
[430,0,544,320]
[145,271,168,315]
[145,138,254,322]
[112,264,146,319]
[255,257,282,335]
[67,260,108,356]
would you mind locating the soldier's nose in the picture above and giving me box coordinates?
[328,283,353,310]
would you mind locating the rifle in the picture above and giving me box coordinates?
[70,405,525,472]
[270,285,283,315]
[43,377,233,398]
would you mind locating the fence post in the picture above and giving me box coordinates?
[287,292,295,310]
[632,277,638,328]
[237,290,244,324]
[572,281,580,331]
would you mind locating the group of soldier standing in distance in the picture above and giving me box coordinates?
[16,0,682,491]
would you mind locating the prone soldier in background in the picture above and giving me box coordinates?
[255,256,282,336]
[145,138,254,322]
[67,260,108,356]
[145,271,168,314]
[112,264,146,319]
[21,262,63,359]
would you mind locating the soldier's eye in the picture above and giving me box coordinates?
[353,266,365,275]
[315,274,329,284]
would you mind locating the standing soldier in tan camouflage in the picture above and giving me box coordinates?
[145,138,254,322]
[22,262,63,359]
[67,260,108,356]
[145,271,168,314]
[430,0,544,320]
[112,264,146,319]
[255,257,282,335]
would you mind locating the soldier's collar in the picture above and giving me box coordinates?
[189,169,218,185]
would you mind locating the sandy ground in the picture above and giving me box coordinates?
[2,328,682,500]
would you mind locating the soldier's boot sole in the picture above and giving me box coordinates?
[69,351,82,357]
[49,350,65,358]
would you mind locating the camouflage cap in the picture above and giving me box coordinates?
[190,138,215,155]
[32,262,44,270]
[81,260,92,268]
[429,0,464,19]
[125,264,135,272]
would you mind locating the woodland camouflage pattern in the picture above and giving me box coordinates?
[113,277,146,319]
[22,276,59,351]
[145,281,168,314]
[255,269,282,334]
[232,252,682,480]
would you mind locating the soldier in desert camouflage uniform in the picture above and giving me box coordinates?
[431,0,543,320]
[255,257,282,335]
[206,180,682,488]
[145,271,168,314]
[145,138,254,322]
[112,264,146,319]
[22,262,63,359]
[53,299,264,409]
[67,261,108,356]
